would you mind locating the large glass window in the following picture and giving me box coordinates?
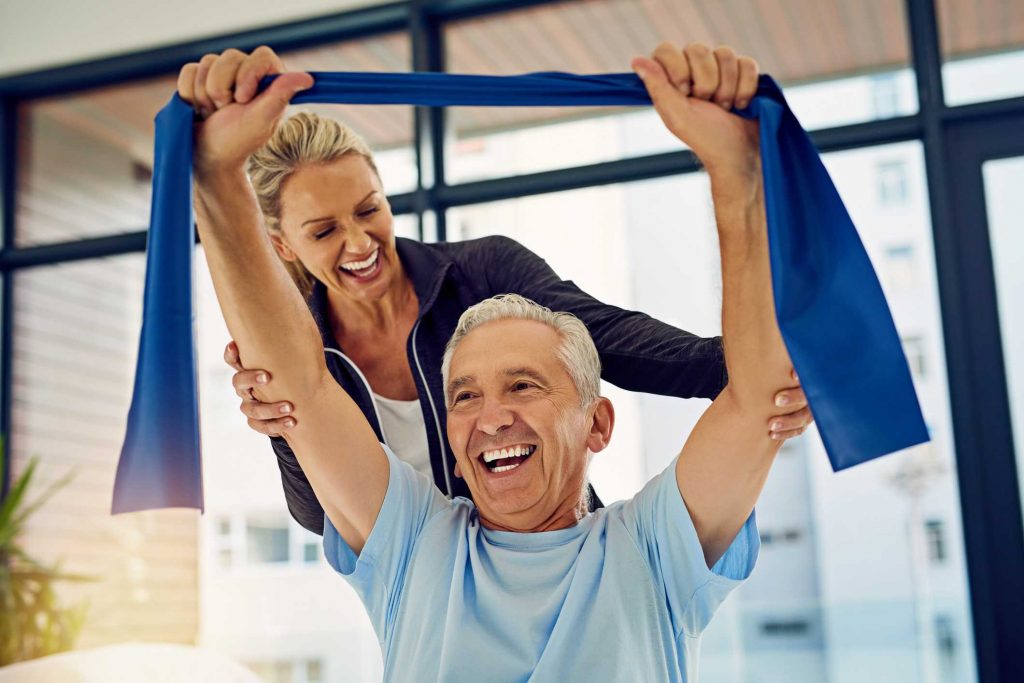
[10,254,199,647]
[937,0,1024,105]
[444,0,917,183]
[14,33,415,249]
[982,156,1024,535]
[448,140,976,683]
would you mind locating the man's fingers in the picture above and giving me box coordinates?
[232,368,270,398]
[653,42,691,95]
[192,53,219,116]
[769,407,813,434]
[235,45,287,104]
[207,49,246,109]
[735,56,760,109]
[177,63,199,104]
[684,43,719,100]
[712,46,739,109]
[250,72,314,125]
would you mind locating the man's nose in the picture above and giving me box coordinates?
[476,395,514,436]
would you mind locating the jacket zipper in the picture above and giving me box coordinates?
[411,319,453,497]
[323,348,390,448]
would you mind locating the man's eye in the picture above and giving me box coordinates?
[313,226,335,240]
[454,392,474,403]
[512,381,534,392]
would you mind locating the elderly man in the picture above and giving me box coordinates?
[194,41,800,681]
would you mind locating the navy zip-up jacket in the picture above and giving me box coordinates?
[271,235,727,535]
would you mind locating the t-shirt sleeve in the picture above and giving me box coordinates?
[619,457,760,639]
[322,444,450,640]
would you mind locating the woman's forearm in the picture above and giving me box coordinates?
[194,166,325,403]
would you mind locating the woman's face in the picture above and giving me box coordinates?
[276,155,399,304]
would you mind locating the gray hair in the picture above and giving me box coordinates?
[441,294,601,407]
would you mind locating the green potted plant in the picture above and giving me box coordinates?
[0,441,90,665]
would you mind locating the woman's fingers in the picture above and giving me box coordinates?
[223,340,243,371]
[769,406,813,435]
[246,416,296,437]
[206,49,247,110]
[712,46,739,109]
[774,385,809,410]
[771,425,809,441]
[232,368,270,399]
[235,45,286,104]
[240,398,293,421]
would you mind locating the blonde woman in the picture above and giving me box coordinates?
[179,46,812,535]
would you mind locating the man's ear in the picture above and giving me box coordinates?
[454,462,463,479]
[270,232,297,262]
[585,397,614,454]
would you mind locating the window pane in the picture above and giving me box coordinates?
[15,34,415,248]
[280,35,417,196]
[445,0,916,183]
[11,254,198,646]
[938,0,1024,105]
[246,519,289,564]
[448,141,976,682]
[17,76,173,246]
[982,156,1024,535]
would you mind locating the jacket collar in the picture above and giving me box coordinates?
[307,237,454,349]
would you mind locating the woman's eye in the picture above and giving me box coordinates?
[513,381,533,392]
[358,207,379,218]
[313,226,335,240]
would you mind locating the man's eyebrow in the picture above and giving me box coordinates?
[300,191,379,228]
[504,367,549,384]
[446,375,474,402]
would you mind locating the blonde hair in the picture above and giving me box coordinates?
[247,111,380,299]
[441,294,602,408]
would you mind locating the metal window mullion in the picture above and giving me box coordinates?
[411,1,448,241]
[904,1,1021,682]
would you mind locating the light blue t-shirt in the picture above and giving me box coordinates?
[324,445,759,682]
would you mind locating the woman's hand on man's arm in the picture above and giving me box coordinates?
[225,340,299,438]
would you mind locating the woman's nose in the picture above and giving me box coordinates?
[344,226,373,255]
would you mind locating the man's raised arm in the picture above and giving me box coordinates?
[180,53,387,555]
[632,45,798,568]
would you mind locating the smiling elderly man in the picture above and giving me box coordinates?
[193,40,802,682]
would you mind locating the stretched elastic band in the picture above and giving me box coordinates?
[112,71,928,514]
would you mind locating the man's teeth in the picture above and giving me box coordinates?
[340,249,379,271]
[482,445,535,463]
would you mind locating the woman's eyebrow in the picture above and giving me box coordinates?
[300,191,379,228]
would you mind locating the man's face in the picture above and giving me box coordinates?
[445,319,613,532]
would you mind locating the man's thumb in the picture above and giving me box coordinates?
[631,57,677,105]
[252,72,314,119]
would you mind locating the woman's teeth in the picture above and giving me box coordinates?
[340,249,379,273]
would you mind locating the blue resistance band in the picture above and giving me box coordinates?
[112,71,929,514]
